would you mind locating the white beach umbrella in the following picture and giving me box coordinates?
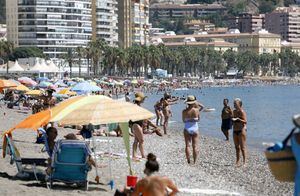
[30,61,43,73]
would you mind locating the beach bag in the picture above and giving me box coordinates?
[265,128,297,182]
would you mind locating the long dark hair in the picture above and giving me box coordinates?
[145,153,159,174]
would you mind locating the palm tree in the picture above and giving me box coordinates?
[88,39,107,76]
[63,48,75,77]
[0,41,14,74]
[84,46,92,76]
[76,46,85,77]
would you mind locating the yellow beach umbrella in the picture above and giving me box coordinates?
[53,99,155,125]
[0,79,17,88]
[58,88,77,96]
[131,79,138,84]
[25,90,43,96]
[11,84,30,92]
[4,95,154,134]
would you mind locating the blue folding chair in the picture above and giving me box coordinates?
[4,134,47,180]
[47,139,91,190]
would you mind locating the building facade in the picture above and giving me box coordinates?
[265,6,300,43]
[150,3,226,19]
[17,0,92,59]
[151,30,281,54]
[92,0,118,46]
[117,0,150,48]
[228,13,265,33]
[6,0,18,45]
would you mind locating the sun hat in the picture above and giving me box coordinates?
[134,92,147,102]
[185,95,197,105]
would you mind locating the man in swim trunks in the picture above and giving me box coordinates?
[182,95,200,164]
[232,98,247,166]
[221,98,233,141]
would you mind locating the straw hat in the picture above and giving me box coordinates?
[185,95,197,105]
[134,92,147,102]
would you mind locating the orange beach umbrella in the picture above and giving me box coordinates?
[0,79,17,88]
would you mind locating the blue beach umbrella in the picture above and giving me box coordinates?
[38,81,52,88]
[71,82,102,94]
[37,77,49,82]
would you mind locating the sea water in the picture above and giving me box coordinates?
[143,85,300,150]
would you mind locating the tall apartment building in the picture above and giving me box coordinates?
[265,6,300,43]
[92,0,118,46]
[150,3,226,19]
[6,0,18,45]
[16,0,92,59]
[228,13,265,33]
[118,0,150,48]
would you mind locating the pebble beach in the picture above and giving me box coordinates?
[0,106,294,196]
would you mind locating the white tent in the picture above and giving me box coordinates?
[40,59,52,73]
[9,60,25,72]
[47,61,60,73]
[29,61,43,73]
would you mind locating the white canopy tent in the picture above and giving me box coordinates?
[47,61,60,73]
[40,59,52,73]
[9,60,25,72]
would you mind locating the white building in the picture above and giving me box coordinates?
[132,0,150,45]
[92,0,118,46]
[6,0,18,45]
[16,0,92,59]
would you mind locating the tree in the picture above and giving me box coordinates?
[259,53,273,76]
[236,51,259,75]
[11,47,44,60]
[63,48,75,77]
[223,49,237,71]
[76,46,85,77]
[0,40,14,74]
[280,49,300,77]
[88,39,107,76]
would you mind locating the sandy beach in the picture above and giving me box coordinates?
[0,106,293,196]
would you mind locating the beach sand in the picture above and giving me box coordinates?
[0,106,293,196]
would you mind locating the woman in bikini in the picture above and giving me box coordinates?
[154,98,164,126]
[182,95,200,164]
[232,98,247,166]
[162,93,178,135]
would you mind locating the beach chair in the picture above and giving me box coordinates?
[47,139,91,190]
[3,134,47,180]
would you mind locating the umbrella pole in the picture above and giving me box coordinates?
[108,137,114,190]
[91,129,100,184]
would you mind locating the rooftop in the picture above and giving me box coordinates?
[150,3,226,9]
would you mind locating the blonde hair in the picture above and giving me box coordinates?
[234,98,242,107]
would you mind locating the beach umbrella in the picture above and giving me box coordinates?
[131,79,138,85]
[58,88,77,96]
[71,82,102,94]
[67,81,77,86]
[38,81,52,88]
[0,79,17,88]
[54,80,68,87]
[10,84,30,92]
[18,77,37,86]
[3,95,155,184]
[25,89,43,96]
[37,77,49,82]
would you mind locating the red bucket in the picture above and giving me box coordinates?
[127,175,138,187]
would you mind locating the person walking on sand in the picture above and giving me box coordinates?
[154,98,164,126]
[182,95,200,164]
[162,93,178,135]
[221,98,233,141]
[232,98,247,166]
